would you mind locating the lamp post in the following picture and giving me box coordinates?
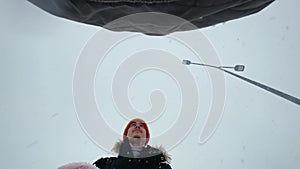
[182,59,245,72]
[182,59,300,106]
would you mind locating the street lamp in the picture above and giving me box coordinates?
[182,59,245,71]
[182,59,300,106]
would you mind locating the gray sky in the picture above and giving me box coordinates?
[1,1,300,169]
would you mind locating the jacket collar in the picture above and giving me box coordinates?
[112,138,171,163]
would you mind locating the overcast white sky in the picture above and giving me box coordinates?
[1,1,300,169]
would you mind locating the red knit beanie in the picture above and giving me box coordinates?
[123,118,150,145]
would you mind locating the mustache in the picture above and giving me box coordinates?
[133,136,141,138]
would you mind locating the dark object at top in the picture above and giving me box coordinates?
[27,0,275,35]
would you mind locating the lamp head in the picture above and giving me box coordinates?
[182,60,191,65]
[234,65,245,71]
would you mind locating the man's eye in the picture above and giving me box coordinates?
[130,122,145,128]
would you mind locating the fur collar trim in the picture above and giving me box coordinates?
[112,139,171,163]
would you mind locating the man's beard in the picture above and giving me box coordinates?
[129,136,146,146]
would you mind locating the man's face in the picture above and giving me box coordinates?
[127,120,147,139]
[127,120,147,145]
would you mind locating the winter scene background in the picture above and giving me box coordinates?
[1,1,300,169]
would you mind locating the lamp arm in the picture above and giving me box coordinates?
[221,68,300,106]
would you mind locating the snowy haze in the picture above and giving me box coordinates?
[1,1,300,169]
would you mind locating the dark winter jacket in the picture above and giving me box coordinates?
[27,0,274,35]
[93,138,171,169]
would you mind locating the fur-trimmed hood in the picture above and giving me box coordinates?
[112,139,171,163]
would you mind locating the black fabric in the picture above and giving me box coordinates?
[88,0,179,3]
[27,0,275,35]
[93,139,171,169]
[94,157,171,169]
